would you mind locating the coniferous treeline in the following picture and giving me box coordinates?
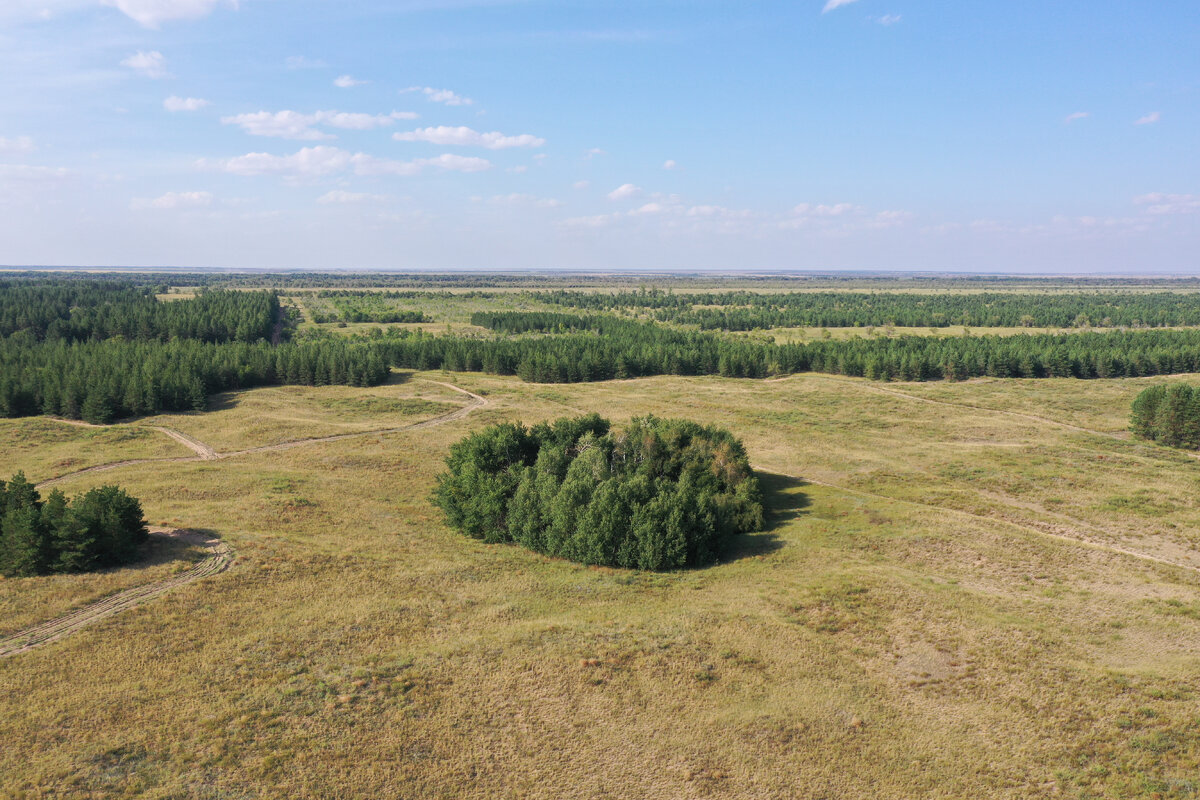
[0,280,278,343]
[0,338,390,423]
[432,415,764,570]
[0,473,147,577]
[1130,384,1200,449]
[375,315,1200,384]
[528,289,1200,330]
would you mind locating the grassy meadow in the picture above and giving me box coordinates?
[1,370,1198,798]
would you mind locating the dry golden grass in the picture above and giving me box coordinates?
[1,371,1198,798]
[0,419,188,484]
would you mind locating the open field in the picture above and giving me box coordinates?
[2,369,1198,798]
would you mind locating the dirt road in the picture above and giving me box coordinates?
[0,529,233,658]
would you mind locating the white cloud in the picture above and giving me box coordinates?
[489,193,561,208]
[285,56,326,70]
[0,136,34,154]
[221,110,413,140]
[131,190,213,210]
[334,75,368,88]
[873,14,901,25]
[1135,111,1161,126]
[103,0,233,28]
[0,164,69,180]
[164,95,209,111]
[121,50,169,79]
[1135,193,1200,215]
[607,183,642,201]
[213,146,491,178]
[402,87,474,106]
[584,148,606,159]
[822,0,859,11]
[573,180,591,189]
[393,125,544,149]
[216,146,351,176]
[409,153,491,173]
[793,202,859,216]
[317,190,389,204]
[1064,111,1090,124]
[663,159,677,170]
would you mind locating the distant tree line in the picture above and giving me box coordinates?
[528,289,1200,330]
[0,280,278,343]
[376,313,1200,383]
[1130,384,1200,449]
[433,415,765,570]
[0,473,147,577]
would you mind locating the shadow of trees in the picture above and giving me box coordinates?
[722,471,811,561]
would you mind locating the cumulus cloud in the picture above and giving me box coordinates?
[822,0,859,11]
[121,50,169,79]
[1135,193,1200,215]
[131,190,213,210]
[1135,111,1161,126]
[663,159,677,170]
[488,193,561,208]
[334,75,367,88]
[221,110,416,140]
[584,148,606,159]
[0,136,34,154]
[393,125,544,149]
[573,180,590,189]
[285,56,325,70]
[402,87,474,106]
[164,95,209,111]
[1064,111,1090,124]
[212,146,491,178]
[103,0,233,28]
[607,183,642,201]
[316,190,389,204]
[0,164,69,180]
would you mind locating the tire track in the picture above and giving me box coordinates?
[767,468,1200,578]
[0,529,233,658]
[36,379,487,489]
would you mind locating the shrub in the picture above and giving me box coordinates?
[1130,383,1200,449]
[433,415,765,570]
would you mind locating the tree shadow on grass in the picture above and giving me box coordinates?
[722,471,811,561]
[385,369,414,385]
[138,528,222,569]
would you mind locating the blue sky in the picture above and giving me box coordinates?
[0,0,1196,271]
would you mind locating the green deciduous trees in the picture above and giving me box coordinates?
[432,415,765,570]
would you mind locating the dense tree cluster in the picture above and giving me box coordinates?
[378,315,1200,384]
[1130,384,1200,449]
[529,289,1200,330]
[0,473,147,577]
[433,415,765,570]
[0,280,278,343]
[0,339,390,423]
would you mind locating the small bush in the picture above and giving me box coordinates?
[432,415,765,570]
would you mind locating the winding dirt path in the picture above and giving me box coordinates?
[0,529,233,658]
[36,379,488,489]
[10,380,487,656]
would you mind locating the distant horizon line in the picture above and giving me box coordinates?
[4,266,1200,279]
